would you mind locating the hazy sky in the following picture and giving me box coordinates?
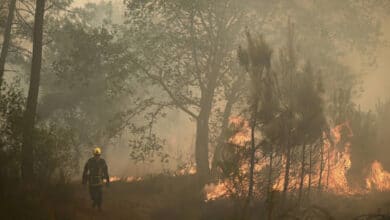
[72,0,390,110]
[66,0,390,176]
[356,17,390,109]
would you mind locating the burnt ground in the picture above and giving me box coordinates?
[69,175,203,220]
[2,174,390,220]
[50,176,390,220]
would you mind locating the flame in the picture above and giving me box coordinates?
[124,176,143,182]
[365,161,390,191]
[268,123,355,194]
[109,176,121,182]
[325,143,352,194]
[205,119,390,201]
[228,116,251,146]
[323,124,353,194]
[108,176,143,183]
[331,121,353,142]
[188,166,197,175]
[204,181,232,201]
[176,163,197,176]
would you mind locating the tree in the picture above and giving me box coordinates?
[236,21,328,214]
[294,63,326,203]
[238,30,273,216]
[270,21,327,205]
[211,73,245,174]
[21,0,46,182]
[123,0,244,183]
[0,0,16,88]
[0,79,25,196]
[41,5,125,145]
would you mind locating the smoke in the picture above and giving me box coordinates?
[349,14,390,109]
[70,0,390,178]
[104,110,196,177]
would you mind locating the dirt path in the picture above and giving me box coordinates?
[65,175,201,220]
[69,183,151,220]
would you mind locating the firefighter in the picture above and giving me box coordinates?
[82,147,110,210]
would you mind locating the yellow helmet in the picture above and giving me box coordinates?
[93,147,102,155]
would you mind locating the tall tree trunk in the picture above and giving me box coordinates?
[21,0,45,183]
[298,143,306,204]
[195,90,214,184]
[211,78,241,174]
[326,147,331,189]
[0,0,17,88]
[307,143,313,199]
[243,100,258,220]
[267,150,274,195]
[211,93,235,174]
[266,150,274,220]
[318,143,324,191]
[247,112,257,201]
[282,145,292,203]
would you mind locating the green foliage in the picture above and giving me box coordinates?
[1,0,387,187]
[0,78,79,184]
[34,122,80,183]
[0,78,25,179]
[40,3,131,152]
[290,62,327,144]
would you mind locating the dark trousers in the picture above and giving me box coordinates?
[89,185,103,208]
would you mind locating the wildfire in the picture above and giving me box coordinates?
[204,119,390,201]
[124,176,143,182]
[325,148,352,194]
[228,116,251,146]
[188,166,197,175]
[109,176,143,183]
[365,161,390,191]
[204,181,232,201]
[109,176,121,182]
[323,126,352,194]
[176,163,197,176]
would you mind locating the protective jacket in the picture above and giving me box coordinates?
[82,157,109,186]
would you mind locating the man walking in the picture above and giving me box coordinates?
[82,147,110,210]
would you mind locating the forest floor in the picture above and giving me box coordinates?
[60,174,204,220]
[3,174,390,220]
[63,175,390,220]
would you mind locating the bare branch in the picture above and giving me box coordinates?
[14,7,33,31]
[18,0,35,15]
[14,7,34,16]
[45,3,55,11]
[9,44,32,56]
[4,69,19,73]
[128,55,199,119]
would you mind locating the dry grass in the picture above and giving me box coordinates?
[1,175,390,220]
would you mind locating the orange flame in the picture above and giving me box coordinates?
[109,176,121,182]
[176,163,197,176]
[204,181,232,201]
[205,119,390,201]
[323,122,353,194]
[108,176,143,183]
[228,116,251,146]
[365,161,390,191]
